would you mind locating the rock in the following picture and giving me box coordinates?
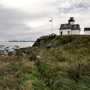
[36,55,41,59]
[46,44,51,48]
[0,45,18,56]
[0,50,4,55]
[33,38,45,47]
[13,45,19,49]
[22,53,27,58]
[33,34,57,47]
[8,51,15,56]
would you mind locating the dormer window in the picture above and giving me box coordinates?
[74,25,77,28]
[64,25,67,28]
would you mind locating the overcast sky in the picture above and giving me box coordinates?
[0,0,90,41]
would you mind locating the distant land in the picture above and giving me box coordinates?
[8,40,35,42]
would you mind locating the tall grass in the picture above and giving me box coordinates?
[0,35,90,89]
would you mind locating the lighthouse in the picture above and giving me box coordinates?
[68,17,75,25]
[59,17,80,35]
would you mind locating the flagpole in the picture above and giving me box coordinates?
[49,19,53,34]
[52,18,53,34]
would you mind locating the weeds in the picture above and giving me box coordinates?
[0,35,90,89]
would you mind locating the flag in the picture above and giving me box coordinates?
[49,20,52,22]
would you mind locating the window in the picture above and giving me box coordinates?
[60,31,63,35]
[64,25,67,28]
[74,25,77,28]
[67,31,70,35]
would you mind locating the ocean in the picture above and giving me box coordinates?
[0,41,34,48]
[0,41,34,53]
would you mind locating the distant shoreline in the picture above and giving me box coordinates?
[8,41,35,42]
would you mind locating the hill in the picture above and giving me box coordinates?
[0,35,90,90]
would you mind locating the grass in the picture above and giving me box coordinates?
[0,35,90,90]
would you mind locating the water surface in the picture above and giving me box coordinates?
[0,41,34,48]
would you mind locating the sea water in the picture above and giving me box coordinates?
[0,41,34,52]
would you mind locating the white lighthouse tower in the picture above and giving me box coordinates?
[68,17,75,25]
[59,17,80,35]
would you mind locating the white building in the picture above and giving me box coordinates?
[59,17,81,35]
[84,28,90,35]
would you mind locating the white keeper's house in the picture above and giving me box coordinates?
[59,17,81,35]
[84,28,90,35]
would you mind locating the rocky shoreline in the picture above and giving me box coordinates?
[0,45,19,56]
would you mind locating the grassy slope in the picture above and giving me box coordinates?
[0,35,90,90]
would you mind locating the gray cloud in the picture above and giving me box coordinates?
[56,1,89,14]
[0,0,90,41]
[76,3,89,9]
[0,5,30,33]
[0,3,59,41]
[0,5,45,40]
